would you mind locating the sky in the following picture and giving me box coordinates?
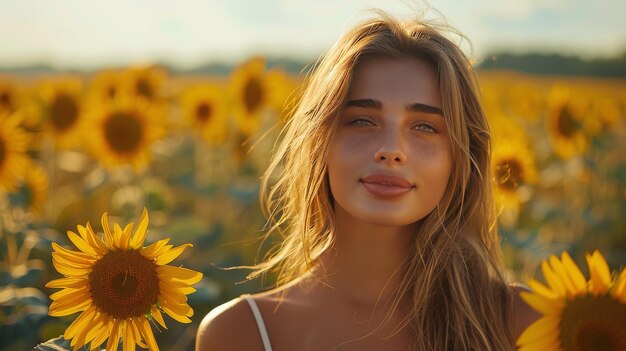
[0,0,624,69]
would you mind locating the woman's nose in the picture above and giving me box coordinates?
[373,130,407,164]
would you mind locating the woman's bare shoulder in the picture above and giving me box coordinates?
[195,295,261,351]
[508,283,542,341]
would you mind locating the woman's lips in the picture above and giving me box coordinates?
[360,174,415,197]
[360,181,414,197]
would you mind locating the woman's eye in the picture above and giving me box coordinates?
[413,123,436,133]
[348,118,374,126]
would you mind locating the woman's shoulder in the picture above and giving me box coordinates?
[508,282,542,341]
[195,294,263,351]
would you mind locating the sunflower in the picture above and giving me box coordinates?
[0,112,30,192]
[84,94,166,172]
[517,251,626,351]
[37,78,85,149]
[490,118,537,214]
[122,66,167,101]
[0,79,21,113]
[546,85,588,159]
[179,83,229,144]
[46,208,203,351]
[90,69,126,102]
[8,161,49,216]
[228,57,286,136]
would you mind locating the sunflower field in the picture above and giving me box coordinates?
[0,58,624,350]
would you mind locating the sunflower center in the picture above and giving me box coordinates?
[243,78,263,113]
[196,103,212,123]
[557,105,579,138]
[495,158,523,191]
[50,93,79,132]
[561,294,626,351]
[89,250,160,319]
[104,112,143,154]
[0,91,12,109]
[136,79,153,99]
[106,85,117,99]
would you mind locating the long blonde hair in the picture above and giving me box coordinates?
[239,10,514,350]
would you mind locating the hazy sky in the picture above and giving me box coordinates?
[1,0,624,69]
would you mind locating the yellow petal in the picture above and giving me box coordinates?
[101,212,115,248]
[52,242,96,263]
[586,251,611,295]
[560,252,587,293]
[549,256,576,296]
[160,302,192,324]
[516,316,560,346]
[50,286,89,302]
[150,306,167,330]
[159,294,193,317]
[129,318,148,349]
[157,265,203,285]
[141,238,171,259]
[138,317,160,351]
[612,268,626,302]
[542,260,566,296]
[52,252,92,269]
[155,244,192,265]
[106,319,121,351]
[52,256,90,277]
[122,319,136,351]
[67,230,98,256]
[49,296,92,317]
[528,279,558,299]
[130,207,149,250]
[46,277,88,289]
[64,305,96,340]
[519,291,564,316]
[85,222,110,254]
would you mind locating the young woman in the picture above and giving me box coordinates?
[196,10,540,351]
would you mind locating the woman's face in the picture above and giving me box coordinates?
[327,57,453,227]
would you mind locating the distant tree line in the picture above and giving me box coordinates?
[1,51,624,78]
[477,51,626,78]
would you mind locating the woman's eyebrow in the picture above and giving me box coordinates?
[407,103,444,116]
[345,98,382,109]
[345,98,443,116]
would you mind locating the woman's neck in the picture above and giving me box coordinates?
[310,205,418,309]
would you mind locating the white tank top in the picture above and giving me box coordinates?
[242,294,274,351]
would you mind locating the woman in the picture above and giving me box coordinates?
[196,10,540,351]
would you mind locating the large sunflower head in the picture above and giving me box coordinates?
[46,208,203,351]
[37,78,85,149]
[517,250,626,351]
[546,85,588,159]
[85,94,166,173]
[179,83,229,144]
[0,112,30,192]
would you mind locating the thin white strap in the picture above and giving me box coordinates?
[242,294,273,351]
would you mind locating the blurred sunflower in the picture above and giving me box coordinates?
[505,80,544,123]
[84,94,166,172]
[546,85,588,159]
[37,79,85,149]
[0,112,30,192]
[229,57,284,136]
[9,162,49,216]
[90,69,126,102]
[490,118,537,213]
[46,208,203,351]
[180,84,229,144]
[122,66,167,101]
[0,79,21,113]
[517,251,626,351]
